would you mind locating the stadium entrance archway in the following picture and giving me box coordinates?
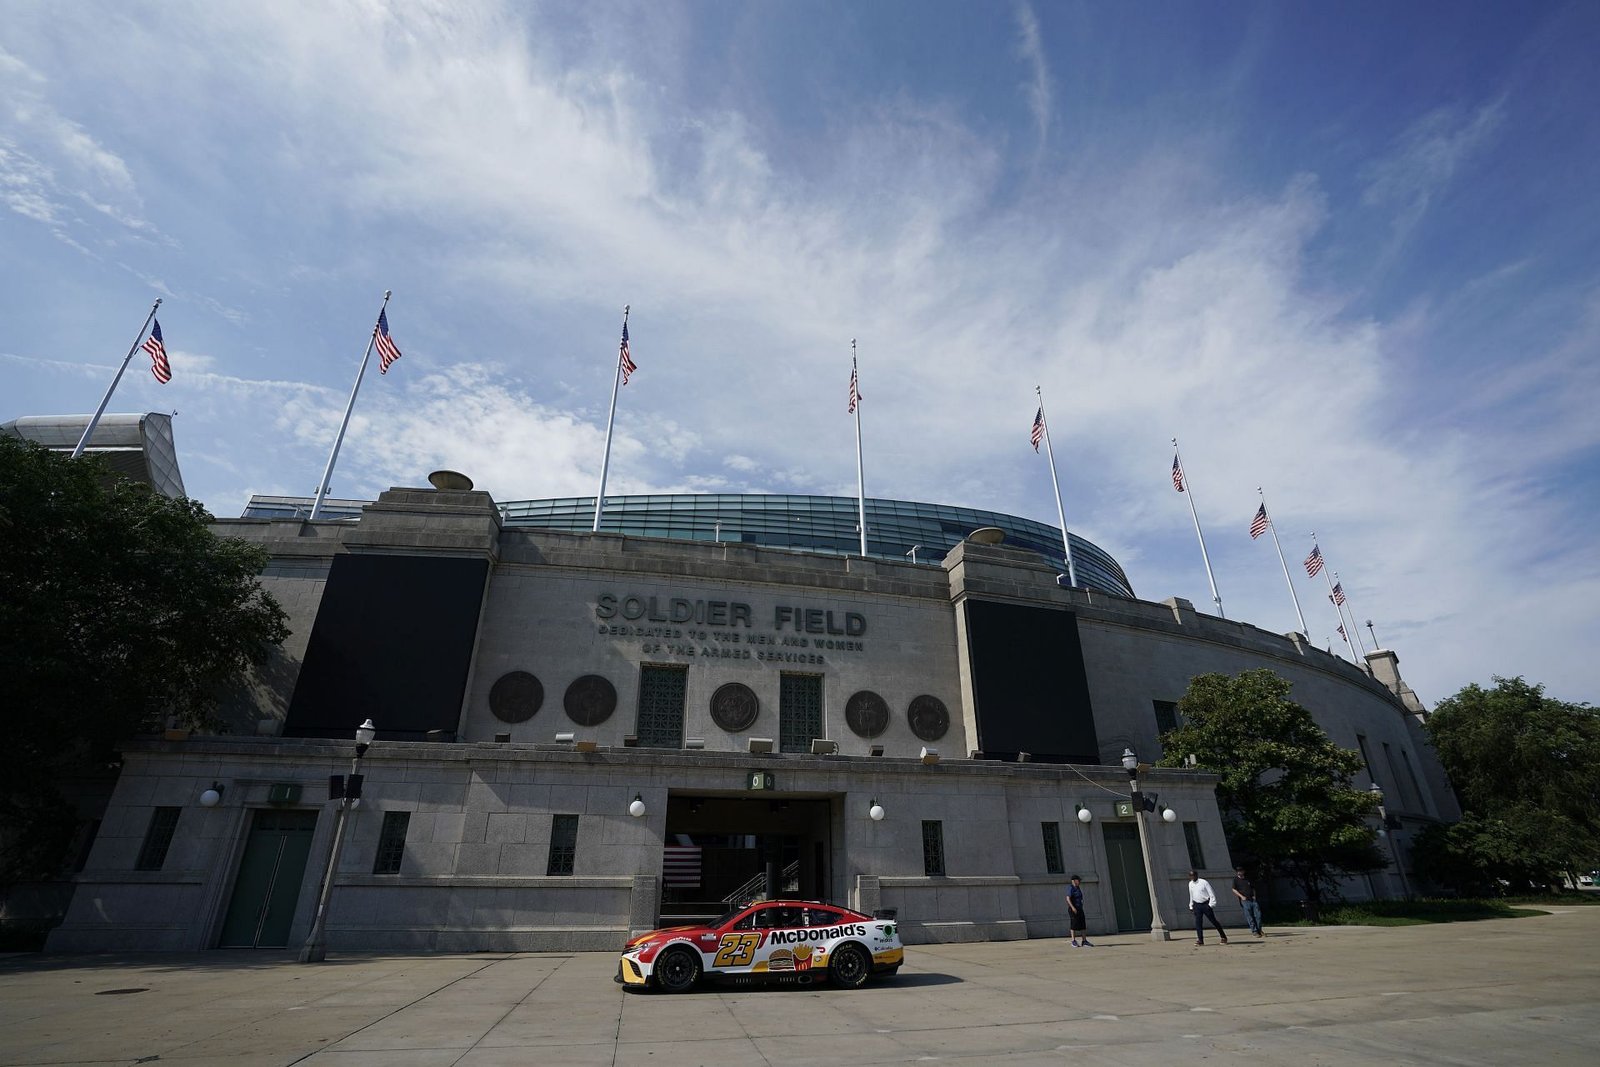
[659,794,834,922]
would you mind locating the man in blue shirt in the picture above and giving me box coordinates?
[1068,874,1093,947]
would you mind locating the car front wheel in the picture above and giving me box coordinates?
[829,943,870,989]
[655,947,701,993]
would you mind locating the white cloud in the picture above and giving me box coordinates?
[1014,2,1053,144]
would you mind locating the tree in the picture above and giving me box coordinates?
[1156,668,1386,902]
[1418,677,1600,893]
[0,436,288,883]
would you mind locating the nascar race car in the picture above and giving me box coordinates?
[617,899,903,992]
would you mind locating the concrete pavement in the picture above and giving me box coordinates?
[3,906,1597,1066]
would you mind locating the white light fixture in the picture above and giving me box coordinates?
[747,737,775,754]
[1121,747,1138,773]
[1075,803,1092,824]
[199,782,224,808]
[684,737,706,750]
[868,797,885,821]
[869,744,885,757]
[920,746,940,765]
[554,732,575,744]
[1161,807,1177,823]
[810,738,838,755]
[629,793,646,818]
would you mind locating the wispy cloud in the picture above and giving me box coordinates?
[1361,96,1507,237]
[1014,2,1053,144]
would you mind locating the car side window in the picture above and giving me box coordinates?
[801,907,838,927]
[730,912,756,931]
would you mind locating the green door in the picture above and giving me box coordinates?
[1102,822,1153,932]
[218,810,319,947]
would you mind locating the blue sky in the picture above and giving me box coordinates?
[4,1,1597,708]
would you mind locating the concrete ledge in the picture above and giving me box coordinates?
[901,919,1029,944]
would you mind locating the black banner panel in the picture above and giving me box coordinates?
[963,599,1099,764]
[284,554,489,741]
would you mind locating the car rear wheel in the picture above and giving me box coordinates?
[655,947,701,993]
[829,942,870,989]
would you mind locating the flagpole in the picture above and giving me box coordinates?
[1173,438,1223,617]
[593,305,629,533]
[310,291,390,522]
[1331,572,1369,655]
[1260,489,1309,635]
[72,298,162,459]
[1311,532,1360,662]
[852,340,867,557]
[1037,387,1078,588]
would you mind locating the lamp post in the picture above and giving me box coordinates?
[1121,748,1170,941]
[299,718,376,963]
[1369,783,1411,900]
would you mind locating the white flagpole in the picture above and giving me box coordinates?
[1310,532,1360,662]
[852,340,867,557]
[1173,438,1223,617]
[1260,489,1309,635]
[72,298,162,459]
[310,291,390,522]
[593,305,629,532]
[1036,387,1078,588]
[1332,570,1369,657]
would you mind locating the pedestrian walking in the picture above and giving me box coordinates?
[1067,874,1093,947]
[1188,869,1228,945]
[1232,866,1264,938]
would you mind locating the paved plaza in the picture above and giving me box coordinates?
[3,906,1597,1066]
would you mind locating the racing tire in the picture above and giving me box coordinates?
[655,947,701,993]
[829,942,871,989]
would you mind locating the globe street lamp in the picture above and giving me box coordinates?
[1369,782,1412,900]
[1121,748,1170,941]
[299,718,376,963]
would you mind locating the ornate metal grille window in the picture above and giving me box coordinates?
[373,811,410,875]
[636,665,688,748]
[135,807,181,871]
[1183,822,1205,869]
[779,673,823,754]
[1041,821,1064,875]
[547,814,579,876]
[922,820,946,876]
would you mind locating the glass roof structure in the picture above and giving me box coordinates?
[2,412,186,499]
[241,492,1134,596]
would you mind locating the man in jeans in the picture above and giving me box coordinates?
[1232,866,1264,938]
[1187,869,1228,945]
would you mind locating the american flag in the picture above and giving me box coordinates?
[662,845,701,888]
[1031,407,1044,452]
[375,309,402,374]
[619,319,636,385]
[1304,544,1324,577]
[1331,581,1346,606]
[1171,455,1185,492]
[1250,504,1269,539]
[142,319,171,383]
[848,359,860,413]
[1338,623,1346,640]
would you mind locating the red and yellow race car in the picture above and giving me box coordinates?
[617,899,903,992]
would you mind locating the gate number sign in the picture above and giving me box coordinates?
[747,771,775,791]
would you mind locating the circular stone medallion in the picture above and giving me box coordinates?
[710,682,760,732]
[844,690,890,739]
[907,695,950,742]
[563,674,617,726]
[488,671,544,724]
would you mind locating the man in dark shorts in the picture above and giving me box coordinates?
[1067,874,1093,947]
[1232,866,1264,937]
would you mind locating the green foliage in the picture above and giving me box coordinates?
[1419,677,1600,892]
[0,436,289,883]
[1262,897,1545,927]
[1156,668,1386,901]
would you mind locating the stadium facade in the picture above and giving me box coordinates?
[49,468,1454,954]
